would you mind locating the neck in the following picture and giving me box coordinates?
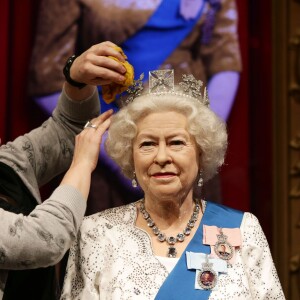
[143,194,195,227]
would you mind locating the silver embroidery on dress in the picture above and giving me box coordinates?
[61,202,285,299]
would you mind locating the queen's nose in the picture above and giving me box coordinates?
[153,143,172,166]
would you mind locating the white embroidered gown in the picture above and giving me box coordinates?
[60,201,285,299]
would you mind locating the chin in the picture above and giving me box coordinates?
[149,186,185,200]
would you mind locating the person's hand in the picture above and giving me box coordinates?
[70,109,113,173]
[70,41,127,86]
[60,109,113,199]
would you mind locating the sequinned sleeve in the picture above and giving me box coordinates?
[60,219,99,300]
[240,213,286,299]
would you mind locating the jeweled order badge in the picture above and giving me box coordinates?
[197,255,217,290]
[214,228,233,261]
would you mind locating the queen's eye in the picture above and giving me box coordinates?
[140,141,155,148]
[170,140,185,146]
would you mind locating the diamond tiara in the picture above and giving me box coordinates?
[120,69,210,107]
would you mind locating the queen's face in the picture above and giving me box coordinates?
[133,111,200,201]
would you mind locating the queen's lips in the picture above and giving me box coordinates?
[152,172,176,177]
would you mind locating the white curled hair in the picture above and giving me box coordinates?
[105,92,228,182]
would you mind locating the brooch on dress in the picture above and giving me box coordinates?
[203,225,242,266]
[186,251,227,290]
[197,254,218,290]
[214,228,234,261]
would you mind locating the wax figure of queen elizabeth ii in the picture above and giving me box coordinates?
[60,70,285,299]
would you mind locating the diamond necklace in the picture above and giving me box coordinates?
[139,199,201,258]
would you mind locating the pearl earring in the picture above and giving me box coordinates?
[132,172,138,188]
[197,170,203,187]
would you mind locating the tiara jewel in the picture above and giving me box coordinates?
[122,73,144,105]
[149,69,174,93]
[120,69,209,107]
[180,74,202,98]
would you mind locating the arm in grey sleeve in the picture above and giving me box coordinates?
[0,87,100,203]
[0,184,86,270]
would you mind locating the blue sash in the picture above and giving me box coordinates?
[99,0,207,112]
[155,201,244,299]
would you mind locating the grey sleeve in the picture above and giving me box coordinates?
[0,184,86,270]
[0,87,100,203]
